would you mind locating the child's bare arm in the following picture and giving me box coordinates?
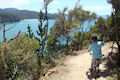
[88,50,92,55]
[103,37,105,42]
[88,50,91,52]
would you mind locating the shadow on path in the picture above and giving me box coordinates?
[86,56,117,80]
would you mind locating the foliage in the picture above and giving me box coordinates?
[90,17,110,41]
[1,0,116,80]
[34,0,53,78]
[35,11,46,47]
[107,0,120,52]
[0,8,59,21]
[0,13,20,23]
[27,25,34,39]
[53,7,78,54]
[46,27,59,57]
[71,31,82,51]
[107,0,120,11]
[69,5,97,50]
[0,34,40,80]
[71,31,91,51]
[107,0,120,79]
[46,4,97,54]
[0,43,8,80]
[35,11,48,77]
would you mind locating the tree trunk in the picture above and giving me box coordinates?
[66,34,69,54]
[80,28,84,50]
[115,9,120,52]
[38,2,49,78]
[3,24,6,42]
[117,41,120,52]
[76,44,79,51]
[37,54,41,78]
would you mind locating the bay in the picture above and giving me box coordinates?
[0,19,94,42]
[0,19,55,42]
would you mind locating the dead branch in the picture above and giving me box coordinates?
[5,24,16,31]
[0,26,2,30]
[8,31,21,42]
[3,24,6,42]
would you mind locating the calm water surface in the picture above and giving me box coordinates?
[0,19,55,42]
[0,19,94,42]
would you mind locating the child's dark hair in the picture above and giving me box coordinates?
[91,34,98,41]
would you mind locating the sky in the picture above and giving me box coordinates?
[0,0,112,15]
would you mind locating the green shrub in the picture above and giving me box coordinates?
[0,34,41,80]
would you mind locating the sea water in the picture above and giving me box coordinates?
[0,19,55,42]
[0,19,94,42]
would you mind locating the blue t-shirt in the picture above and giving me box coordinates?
[88,41,104,59]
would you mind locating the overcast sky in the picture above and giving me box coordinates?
[0,0,112,15]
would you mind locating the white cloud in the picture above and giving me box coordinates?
[39,0,59,5]
[83,5,112,11]
[83,5,112,15]
[0,0,33,9]
[0,0,58,9]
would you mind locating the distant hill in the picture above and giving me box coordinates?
[0,13,20,23]
[0,8,109,23]
[0,8,59,23]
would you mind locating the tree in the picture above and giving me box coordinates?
[71,31,82,51]
[69,5,97,50]
[0,13,20,23]
[3,24,6,42]
[27,25,34,39]
[54,7,78,54]
[107,1,120,78]
[90,17,109,40]
[46,27,59,58]
[107,0,120,52]
[35,0,52,77]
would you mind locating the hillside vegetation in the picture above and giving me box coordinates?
[0,13,20,23]
[0,0,120,80]
[0,8,59,23]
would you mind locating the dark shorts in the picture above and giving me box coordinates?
[92,58,101,65]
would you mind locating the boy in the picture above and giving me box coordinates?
[88,34,104,72]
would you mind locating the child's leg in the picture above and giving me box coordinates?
[90,59,95,72]
[91,63,93,69]
[96,58,101,68]
[90,59,96,71]
[90,63,93,72]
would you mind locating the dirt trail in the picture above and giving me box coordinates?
[43,42,117,80]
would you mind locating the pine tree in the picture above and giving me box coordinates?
[27,25,34,39]
[107,0,120,52]
[35,0,52,77]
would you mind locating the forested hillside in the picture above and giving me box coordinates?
[0,8,59,20]
[0,13,20,23]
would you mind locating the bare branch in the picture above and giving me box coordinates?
[5,24,16,31]
[8,31,21,41]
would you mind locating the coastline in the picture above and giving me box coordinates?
[23,18,56,20]
[23,18,38,20]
